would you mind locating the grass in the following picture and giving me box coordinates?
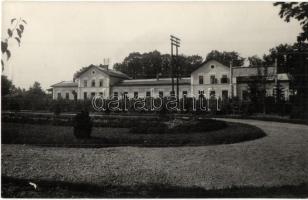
[2,121,266,147]
[2,176,307,198]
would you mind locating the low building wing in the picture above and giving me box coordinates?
[115,77,191,86]
[50,81,78,88]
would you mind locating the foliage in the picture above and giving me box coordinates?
[129,121,168,134]
[73,111,93,139]
[274,2,308,42]
[1,17,27,71]
[2,121,265,147]
[205,50,245,67]
[1,75,15,96]
[2,80,52,111]
[113,50,203,78]
[273,82,285,103]
[248,55,263,66]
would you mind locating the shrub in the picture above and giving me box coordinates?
[173,118,227,133]
[73,111,93,139]
[129,121,168,134]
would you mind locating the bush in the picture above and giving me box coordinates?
[129,118,227,134]
[129,121,168,134]
[73,111,93,139]
[172,118,227,133]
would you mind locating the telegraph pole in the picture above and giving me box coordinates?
[170,39,174,93]
[170,35,181,97]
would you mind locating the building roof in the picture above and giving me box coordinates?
[232,66,276,77]
[236,73,292,83]
[96,65,131,79]
[192,59,227,72]
[114,77,191,87]
[74,64,131,79]
[50,81,78,88]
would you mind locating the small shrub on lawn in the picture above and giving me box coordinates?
[73,111,93,139]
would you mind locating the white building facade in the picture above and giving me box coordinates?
[51,60,292,100]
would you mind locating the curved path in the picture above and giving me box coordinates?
[2,119,308,189]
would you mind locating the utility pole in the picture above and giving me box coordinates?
[170,35,181,97]
[229,61,233,98]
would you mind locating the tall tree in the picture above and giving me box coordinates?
[113,51,203,79]
[205,50,245,67]
[274,2,308,42]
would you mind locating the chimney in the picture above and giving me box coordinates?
[99,63,109,70]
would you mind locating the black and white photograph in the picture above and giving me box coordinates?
[1,1,308,198]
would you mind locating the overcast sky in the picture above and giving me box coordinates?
[2,1,302,90]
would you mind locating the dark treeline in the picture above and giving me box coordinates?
[1,76,51,111]
[113,51,203,79]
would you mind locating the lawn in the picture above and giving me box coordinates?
[2,121,266,147]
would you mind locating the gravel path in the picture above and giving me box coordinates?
[2,119,308,190]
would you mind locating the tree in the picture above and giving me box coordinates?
[27,82,45,97]
[205,50,245,67]
[1,75,15,96]
[113,51,204,79]
[1,18,27,71]
[262,43,294,71]
[24,82,48,110]
[274,2,308,42]
[248,55,263,66]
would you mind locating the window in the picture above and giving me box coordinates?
[211,65,215,69]
[114,92,118,97]
[242,90,249,101]
[199,75,204,84]
[99,92,103,96]
[222,90,228,99]
[84,80,87,87]
[92,70,95,74]
[221,75,229,84]
[57,93,61,99]
[146,91,151,97]
[159,91,163,98]
[170,91,175,96]
[210,75,217,84]
[91,80,95,87]
[182,91,188,97]
[210,90,216,97]
[99,79,103,87]
[65,92,69,100]
[84,92,87,99]
[134,92,138,98]
[198,90,204,97]
[91,92,95,98]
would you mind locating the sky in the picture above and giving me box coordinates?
[1,1,302,90]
